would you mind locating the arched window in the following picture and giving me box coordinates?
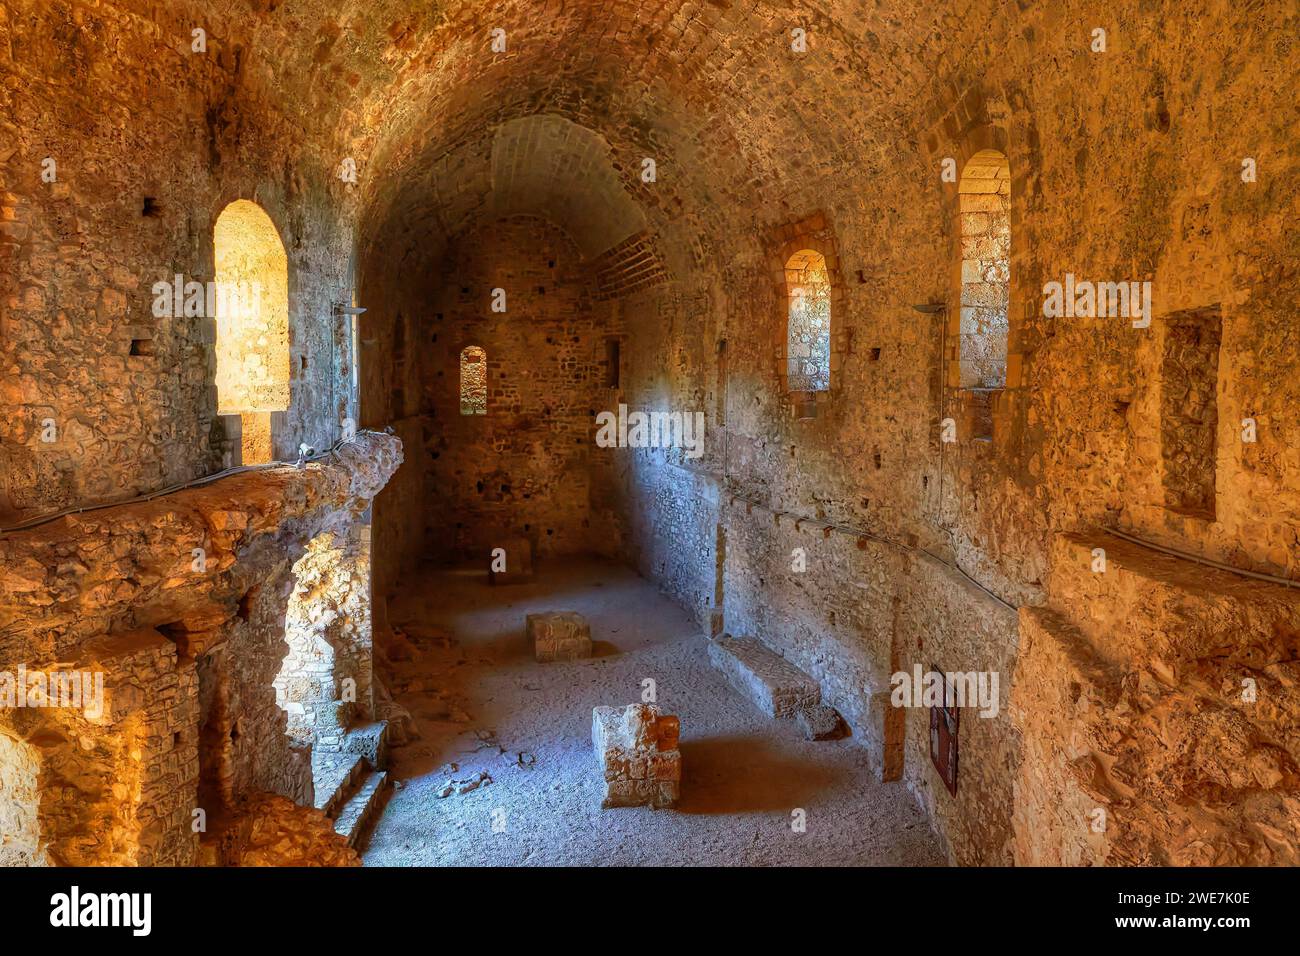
[460,346,487,415]
[957,150,1010,389]
[785,249,831,393]
[213,200,289,464]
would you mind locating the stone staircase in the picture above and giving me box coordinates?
[331,769,390,847]
[311,720,393,850]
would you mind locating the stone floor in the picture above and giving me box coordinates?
[364,557,945,866]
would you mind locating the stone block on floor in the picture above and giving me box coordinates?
[707,635,820,718]
[527,611,592,662]
[342,719,390,770]
[797,704,847,740]
[592,703,681,808]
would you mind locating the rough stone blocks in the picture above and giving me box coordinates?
[708,635,820,718]
[592,703,681,808]
[342,720,390,770]
[527,611,592,662]
[796,704,846,740]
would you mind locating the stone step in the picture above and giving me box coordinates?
[310,699,358,753]
[708,635,820,718]
[311,751,366,819]
[333,770,390,849]
[342,719,391,770]
[1048,531,1300,667]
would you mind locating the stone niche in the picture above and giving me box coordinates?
[0,629,199,866]
[189,570,315,819]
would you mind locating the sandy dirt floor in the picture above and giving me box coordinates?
[364,557,945,866]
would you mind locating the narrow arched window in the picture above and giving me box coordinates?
[460,346,487,415]
[785,249,831,393]
[957,150,1010,389]
[214,199,289,463]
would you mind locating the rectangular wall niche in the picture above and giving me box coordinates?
[605,337,621,388]
[1160,306,1221,521]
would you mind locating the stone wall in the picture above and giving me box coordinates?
[370,215,627,564]
[1011,532,1300,865]
[614,279,725,629]
[2,0,1297,869]
[370,417,425,612]
[275,526,375,750]
[0,0,360,522]
[720,496,1020,864]
[0,433,400,865]
[624,463,721,633]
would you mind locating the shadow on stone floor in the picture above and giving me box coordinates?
[674,733,853,814]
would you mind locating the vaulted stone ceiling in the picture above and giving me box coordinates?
[214,0,989,268]
[4,0,1299,871]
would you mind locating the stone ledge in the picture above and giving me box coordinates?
[708,635,820,719]
[0,432,403,663]
[1013,584,1300,865]
[1050,530,1300,668]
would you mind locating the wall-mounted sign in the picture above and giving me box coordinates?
[929,663,959,796]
